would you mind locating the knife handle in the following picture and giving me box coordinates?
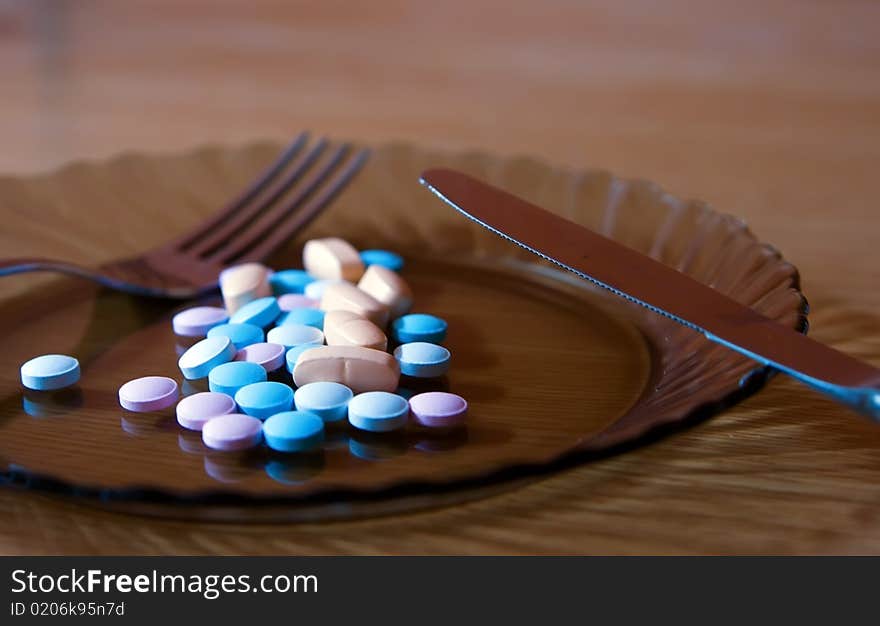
[705,328,880,420]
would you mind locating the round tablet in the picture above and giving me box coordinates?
[277,294,320,311]
[348,391,409,432]
[391,313,448,344]
[208,361,267,397]
[206,322,264,349]
[229,296,280,328]
[409,392,468,428]
[393,342,451,378]
[303,279,346,301]
[269,269,315,295]
[266,323,324,349]
[263,411,325,452]
[119,376,179,412]
[172,306,228,337]
[294,381,353,423]
[178,336,236,380]
[360,249,404,272]
[285,344,321,373]
[234,381,294,419]
[202,413,263,451]
[20,354,80,391]
[276,307,325,329]
[235,342,286,372]
[176,391,236,431]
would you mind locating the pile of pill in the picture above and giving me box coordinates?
[21,238,468,459]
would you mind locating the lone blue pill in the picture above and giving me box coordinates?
[229,296,280,328]
[294,381,353,423]
[20,354,80,391]
[207,322,264,349]
[263,410,325,452]
[391,313,447,344]
[393,342,450,378]
[234,381,294,419]
[178,336,236,380]
[359,249,404,272]
[208,361,267,397]
[348,391,409,432]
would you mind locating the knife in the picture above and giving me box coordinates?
[420,168,880,420]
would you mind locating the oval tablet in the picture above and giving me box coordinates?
[263,411,325,452]
[394,342,451,378]
[277,294,320,311]
[208,361,267,397]
[303,237,365,282]
[206,322,264,349]
[323,310,387,351]
[220,262,272,314]
[178,336,236,380]
[202,413,263,451]
[229,296,281,328]
[269,269,315,295]
[234,381,294,419]
[176,391,236,431]
[276,307,325,329]
[320,282,389,327]
[358,264,413,319]
[294,381,353,423]
[348,391,409,432]
[235,342,286,372]
[266,323,324,349]
[119,376,179,412]
[293,345,400,393]
[172,306,228,337]
[409,392,467,428]
[391,313,448,344]
[359,249,404,272]
[20,354,80,391]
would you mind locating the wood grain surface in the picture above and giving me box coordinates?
[0,0,879,554]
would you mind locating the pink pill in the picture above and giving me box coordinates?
[277,294,320,311]
[119,376,179,412]
[234,342,286,373]
[172,306,228,337]
[176,391,237,431]
[408,392,468,428]
[202,413,263,451]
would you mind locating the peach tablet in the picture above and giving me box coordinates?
[302,237,365,282]
[323,310,387,351]
[357,265,413,320]
[219,262,272,314]
[320,282,389,327]
[292,345,400,393]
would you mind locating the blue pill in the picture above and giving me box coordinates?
[234,381,294,419]
[207,323,264,349]
[391,313,447,344]
[208,361,267,397]
[286,344,322,374]
[348,391,409,432]
[360,249,404,272]
[229,297,280,328]
[263,411,324,452]
[266,323,324,349]
[269,269,315,296]
[276,308,325,329]
[393,342,450,378]
[20,354,80,391]
[178,336,236,380]
[294,381,353,423]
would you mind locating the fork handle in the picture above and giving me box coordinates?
[0,257,154,295]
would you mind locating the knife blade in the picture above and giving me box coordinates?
[420,168,880,419]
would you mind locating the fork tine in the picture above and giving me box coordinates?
[187,137,329,258]
[233,147,370,265]
[172,132,309,250]
[206,142,352,264]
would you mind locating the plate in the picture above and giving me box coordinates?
[0,141,807,521]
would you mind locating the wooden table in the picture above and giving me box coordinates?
[1,0,878,554]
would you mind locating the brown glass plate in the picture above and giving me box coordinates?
[0,141,807,521]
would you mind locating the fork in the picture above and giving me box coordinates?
[0,133,369,298]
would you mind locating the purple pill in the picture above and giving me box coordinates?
[408,392,468,428]
[234,342,286,373]
[202,413,263,451]
[277,294,319,311]
[119,376,179,412]
[176,391,237,431]
[172,306,228,337]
